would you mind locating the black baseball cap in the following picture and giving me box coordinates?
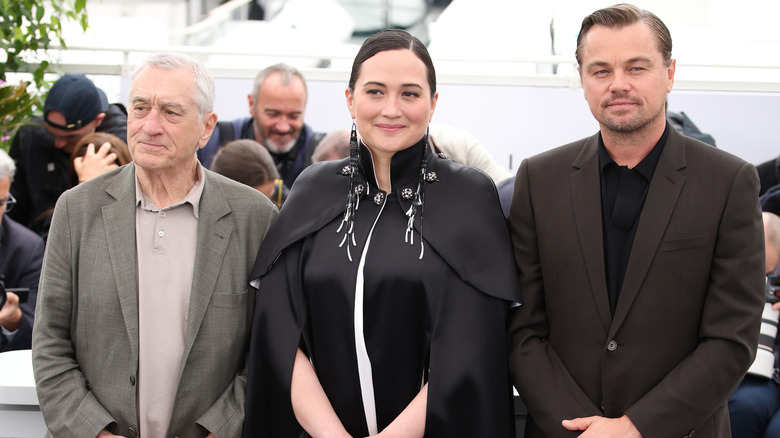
[44,74,109,131]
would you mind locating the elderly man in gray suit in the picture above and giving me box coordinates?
[508,4,765,438]
[32,53,277,438]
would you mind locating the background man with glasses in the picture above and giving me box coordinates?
[0,148,45,352]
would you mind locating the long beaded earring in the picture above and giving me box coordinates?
[337,120,364,261]
[404,127,430,260]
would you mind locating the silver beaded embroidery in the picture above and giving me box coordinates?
[341,165,350,175]
[425,172,438,182]
[374,192,385,205]
[401,188,414,199]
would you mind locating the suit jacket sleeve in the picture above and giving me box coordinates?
[1,223,44,352]
[32,189,116,438]
[507,158,603,437]
[625,161,765,436]
[195,190,279,438]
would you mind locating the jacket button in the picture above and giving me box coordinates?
[685,430,696,438]
[607,340,618,351]
[128,426,138,437]
[130,376,136,386]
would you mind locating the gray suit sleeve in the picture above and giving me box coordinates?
[32,190,115,438]
[196,199,279,438]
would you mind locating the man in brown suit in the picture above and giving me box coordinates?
[508,4,765,437]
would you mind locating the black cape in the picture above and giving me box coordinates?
[243,139,521,437]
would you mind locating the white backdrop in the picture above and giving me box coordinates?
[202,76,780,172]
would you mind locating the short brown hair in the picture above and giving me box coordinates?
[69,132,132,187]
[575,4,672,67]
[210,139,280,188]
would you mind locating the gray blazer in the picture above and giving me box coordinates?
[32,164,277,438]
[508,127,765,438]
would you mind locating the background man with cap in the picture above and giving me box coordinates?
[8,73,127,237]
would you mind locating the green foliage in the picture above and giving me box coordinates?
[0,0,88,151]
[0,81,39,148]
[0,0,88,89]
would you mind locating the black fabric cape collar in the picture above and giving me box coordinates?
[249,137,521,303]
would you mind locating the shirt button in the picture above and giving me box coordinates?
[158,230,165,237]
[607,340,618,351]
[161,211,166,218]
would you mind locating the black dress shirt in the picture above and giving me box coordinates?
[599,124,669,315]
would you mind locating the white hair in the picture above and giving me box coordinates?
[132,52,215,120]
[0,149,16,180]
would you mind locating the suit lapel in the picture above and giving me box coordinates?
[609,129,687,336]
[103,165,141,359]
[180,171,232,370]
[571,135,612,331]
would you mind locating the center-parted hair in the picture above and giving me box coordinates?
[575,3,673,67]
[348,29,436,96]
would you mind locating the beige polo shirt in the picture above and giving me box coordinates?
[134,165,204,438]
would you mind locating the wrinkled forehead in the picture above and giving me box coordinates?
[130,66,198,108]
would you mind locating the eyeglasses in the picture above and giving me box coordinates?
[1,193,15,213]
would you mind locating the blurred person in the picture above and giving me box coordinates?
[312,128,351,163]
[198,63,324,189]
[0,148,45,352]
[428,122,513,184]
[32,52,277,438]
[211,139,287,209]
[9,74,127,236]
[242,29,520,437]
[68,132,132,187]
[508,4,764,437]
[728,204,780,437]
[757,155,780,196]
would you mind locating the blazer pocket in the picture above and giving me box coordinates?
[212,290,248,309]
[657,234,710,253]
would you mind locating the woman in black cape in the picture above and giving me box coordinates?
[243,29,521,438]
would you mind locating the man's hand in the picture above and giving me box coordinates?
[73,142,119,184]
[0,291,22,332]
[96,430,123,438]
[562,415,642,438]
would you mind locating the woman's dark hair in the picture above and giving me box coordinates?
[210,139,280,188]
[348,29,436,95]
[69,132,132,187]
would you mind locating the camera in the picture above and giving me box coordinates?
[0,276,30,310]
[747,276,780,379]
[767,275,780,304]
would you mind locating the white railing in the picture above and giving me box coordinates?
[27,43,780,94]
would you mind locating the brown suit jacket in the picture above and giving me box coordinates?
[508,127,765,438]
